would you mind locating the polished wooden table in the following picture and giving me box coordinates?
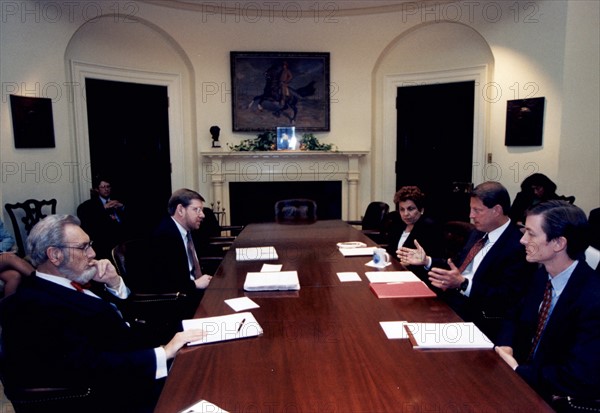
[155,221,552,413]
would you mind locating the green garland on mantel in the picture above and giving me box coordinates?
[227,132,337,152]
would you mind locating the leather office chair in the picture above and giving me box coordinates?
[111,239,191,342]
[4,199,57,257]
[193,207,243,259]
[552,395,600,413]
[346,201,390,244]
[274,199,317,224]
[588,207,600,250]
[442,220,475,259]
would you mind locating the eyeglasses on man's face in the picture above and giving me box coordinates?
[56,241,95,253]
[188,206,204,215]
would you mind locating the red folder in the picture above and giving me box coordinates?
[369,282,437,298]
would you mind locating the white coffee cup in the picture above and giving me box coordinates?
[373,248,391,266]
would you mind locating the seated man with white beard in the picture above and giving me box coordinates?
[0,215,204,413]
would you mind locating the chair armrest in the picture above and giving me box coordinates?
[345,220,362,226]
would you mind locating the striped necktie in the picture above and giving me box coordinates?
[458,234,488,273]
[528,279,553,361]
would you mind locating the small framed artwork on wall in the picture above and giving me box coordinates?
[10,95,56,148]
[505,97,545,146]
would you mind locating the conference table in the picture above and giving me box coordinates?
[154,220,553,413]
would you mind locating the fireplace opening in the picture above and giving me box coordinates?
[229,181,342,226]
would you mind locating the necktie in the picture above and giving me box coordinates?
[186,232,202,279]
[458,234,488,273]
[71,281,91,292]
[528,280,553,361]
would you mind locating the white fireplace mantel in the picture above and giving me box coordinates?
[200,150,368,221]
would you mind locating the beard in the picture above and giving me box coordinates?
[59,262,97,284]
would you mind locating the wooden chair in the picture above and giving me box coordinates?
[4,199,57,257]
[274,199,317,224]
[347,201,390,244]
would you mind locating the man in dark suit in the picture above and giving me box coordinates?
[147,188,213,319]
[0,215,204,413]
[495,201,600,405]
[77,176,128,260]
[398,181,536,341]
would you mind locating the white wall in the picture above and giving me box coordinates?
[1,0,598,234]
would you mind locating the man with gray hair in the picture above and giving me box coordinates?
[0,214,204,413]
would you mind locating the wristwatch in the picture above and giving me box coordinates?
[458,278,469,292]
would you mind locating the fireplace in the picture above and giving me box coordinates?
[229,181,342,226]
[200,151,368,225]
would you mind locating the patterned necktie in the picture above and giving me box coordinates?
[458,234,488,273]
[528,280,553,361]
[186,231,202,279]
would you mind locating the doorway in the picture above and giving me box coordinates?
[85,78,172,237]
[396,81,474,222]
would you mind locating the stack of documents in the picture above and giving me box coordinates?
[236,246,278,261]
[243,270,300,291]
[367,271,436,298]
[182,312,263,346]
[338,247,376,257]
[403,322,494,349]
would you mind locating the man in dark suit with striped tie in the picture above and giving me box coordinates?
[398,181,536,342]
[147,188,213,319]
[495,200,600,405]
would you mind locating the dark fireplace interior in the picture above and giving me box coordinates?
[229,181,342,226]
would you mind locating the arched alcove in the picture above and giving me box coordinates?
[64,15,196,203]
[372,21,495,204]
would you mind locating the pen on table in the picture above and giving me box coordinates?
[237,318,246,332]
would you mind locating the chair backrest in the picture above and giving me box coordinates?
[442,220,475,259]
[4,199,57,257]
[111,238,151,292]
[361,202,390,230]
[274,199,317,224]
[588,207,600,250]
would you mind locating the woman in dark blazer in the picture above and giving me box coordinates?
[386,186,443,270]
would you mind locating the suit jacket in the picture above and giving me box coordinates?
[432,223,537,342]
[386,215,443,285]
[385,215,443,258]
[0,275,160,413]
[148,216,203,318]
[497,261,600,401]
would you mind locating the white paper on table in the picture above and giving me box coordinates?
[338,247,376,257]
[365,271,420,283]
[224,296,260,312]
[178,399,229,413]
[261,263,283,272]
[236,246,278,261]
[337,272,362,282]
[404,322,494,349]
[182,312,263,346]
[379,321,409,339]
[243,270,300,291]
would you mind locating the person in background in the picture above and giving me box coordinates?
[495,200,600,406]
[386,186,443,280]
[509,173,560,225]
[77,176,128,260]
[147,189,213,320]
[398,181,537,342]
[0,219,35,296]
[0,215,205,413]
